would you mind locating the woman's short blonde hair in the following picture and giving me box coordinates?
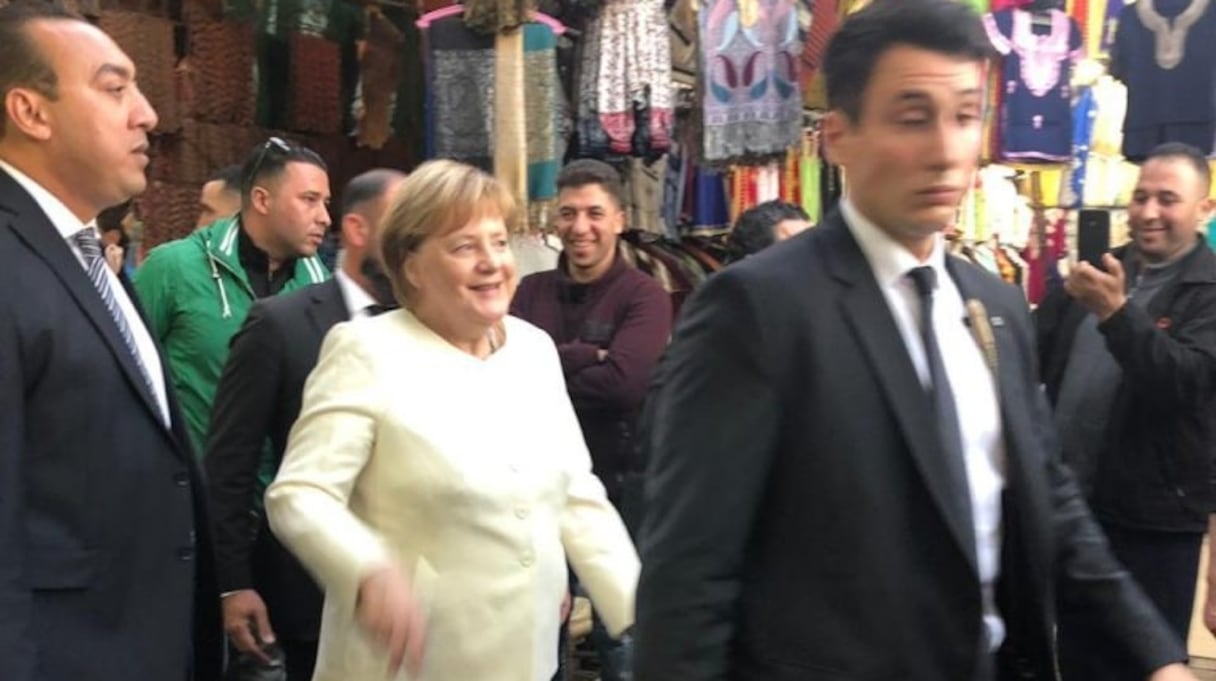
[379,160,518,305]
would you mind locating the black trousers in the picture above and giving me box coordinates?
[1057,523,1202,681]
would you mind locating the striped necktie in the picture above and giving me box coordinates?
[71,226,158,399]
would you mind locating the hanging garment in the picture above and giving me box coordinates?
[1068,85,1097,208]
[355,9,404,150]
[984,8,1084,163]
[1111,0,1216,160]
[800,0,837,110]
[701,0,803,164]
[424,16,560,217]
[593,0,674,155]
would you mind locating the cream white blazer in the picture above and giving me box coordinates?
[266,310,639,681]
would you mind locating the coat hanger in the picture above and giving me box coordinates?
[415,3,566,34]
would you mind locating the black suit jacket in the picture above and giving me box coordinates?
[205,279,348,640]
[634,212,1184,681]
[0,169,222,681]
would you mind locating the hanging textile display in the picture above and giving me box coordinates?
[983,8,1084,163]
[577,0,674,158]
[800,0,837,110]
[700,0,804,164]
[1110,0,1216,161]
[425,15,496,170]
[354,8,403,149]
[422,15,561,225]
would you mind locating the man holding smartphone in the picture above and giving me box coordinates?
[1036,142,1216,681]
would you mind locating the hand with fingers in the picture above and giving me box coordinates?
[222,589,277,665]
[1064,253,1128,322]
[357,565,428,677]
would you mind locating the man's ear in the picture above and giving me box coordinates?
[820,110,852,168]
[4,88,53,142]
[249,186,272,215]
[342,213,367,249]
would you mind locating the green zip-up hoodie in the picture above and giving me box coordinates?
[135,216,329,457]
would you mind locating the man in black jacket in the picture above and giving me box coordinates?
[633,2,1195,680]
[204,169,404,680]
[1037,142,1216,680]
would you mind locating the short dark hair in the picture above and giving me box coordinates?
[729,200,810,259]
[239,136,327,201]
[823,0,994,121]
[340,168,406,218]
[1143,142,1212,194]
[557,159,626,211]
[0,2,84,138]
[208,164,243,193]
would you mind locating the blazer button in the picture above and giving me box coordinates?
[515,507,530,519]
[173,471,189,486]
[177,547,195,561]
[520,552,534,567]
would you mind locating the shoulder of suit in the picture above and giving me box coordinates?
[253,280,334,316]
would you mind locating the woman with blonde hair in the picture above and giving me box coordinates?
[265,160,638,680]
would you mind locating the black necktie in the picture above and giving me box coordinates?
[907,266,974,530]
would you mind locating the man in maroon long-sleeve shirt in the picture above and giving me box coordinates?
[511,159,672,519]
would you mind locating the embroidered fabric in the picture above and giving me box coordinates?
[984,8,1083,162]
[1136,0,1211,68]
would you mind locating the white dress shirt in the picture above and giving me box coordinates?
[335,269,377,320]
[842,198,1007,651]
[0,159,170,427]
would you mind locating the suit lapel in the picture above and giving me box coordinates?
[306,279,351,334]
[946,258,1051,592]
[1,173,170,434]
[821,216,978,571]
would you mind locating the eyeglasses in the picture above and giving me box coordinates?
[245,136,292,193]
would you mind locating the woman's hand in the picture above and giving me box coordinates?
[357,565,427,676]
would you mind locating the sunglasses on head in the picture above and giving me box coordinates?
[246,136,292,191]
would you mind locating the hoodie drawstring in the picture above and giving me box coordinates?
[205,242,233,319]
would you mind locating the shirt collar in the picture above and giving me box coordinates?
[840,197,949,290]
[335,268,376,317]
[0,158,91,241]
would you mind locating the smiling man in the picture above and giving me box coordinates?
[511,159,670,681]
[1037,142,1216,681]
[134,137,331,457]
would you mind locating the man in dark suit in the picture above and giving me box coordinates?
[633,1,1194,680]
[0,4,221,680]
[205,169,405,680]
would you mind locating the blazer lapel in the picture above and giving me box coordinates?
[946,258,1051,592]
[822,217,978,571]
[307,279,351,334]
[2,174,169,433]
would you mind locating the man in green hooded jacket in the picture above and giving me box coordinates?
[135,138,331,457]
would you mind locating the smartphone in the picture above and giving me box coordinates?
[1077,209,1111,269]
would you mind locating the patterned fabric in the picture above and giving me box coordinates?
[424,15,560,222]
[71,227,158,399]
[426,16,496,170]
[524,25,561,205]
[464,0,536,33]
[702,0,803,164]
[984,8,1084,162]
[593,0,674,155]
